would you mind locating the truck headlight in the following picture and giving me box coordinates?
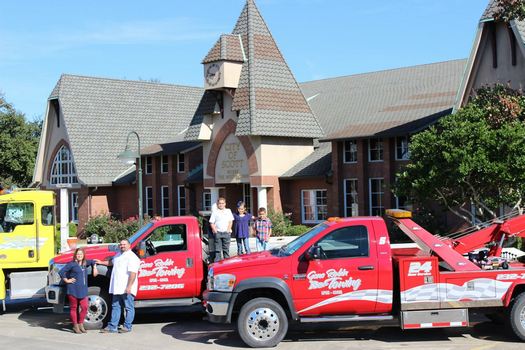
[48,263,66,285]
[212,274,236,292]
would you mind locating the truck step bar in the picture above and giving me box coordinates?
[134,298,201,308]
[300,315,394,323]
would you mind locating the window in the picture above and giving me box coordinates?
[0,202,34,232]
[70,192,78,223]
[41,206,55,226]
[203,191,212,211]
[344,140,357,163]
[396,136,410,160]
[177,153,185,173]
[145,187,153,217]
[301,189,327,224]
[395,195,410,210]
[161,155,169,174]
[369,178,384,216]
[161,186,169,217]
[145,157,152,175]
[50,145,78,185]
[145,224,187,254]
[243,184,251,213]
[344,179,358,217]
[368,138,383,162]
[316,225,369,259]
[178,185,186,216]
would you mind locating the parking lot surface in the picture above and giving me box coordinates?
[1,301,525,350]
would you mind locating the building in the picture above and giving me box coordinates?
[32,0,523,234]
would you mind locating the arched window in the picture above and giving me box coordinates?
[50,145,78,185]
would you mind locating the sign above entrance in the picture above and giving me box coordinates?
[216,134,249,184]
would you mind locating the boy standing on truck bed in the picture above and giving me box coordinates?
[254,207,272,251]
[209,197,234,262]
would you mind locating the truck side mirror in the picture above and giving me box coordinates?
[137,241,147,258]
[305,246,322,261]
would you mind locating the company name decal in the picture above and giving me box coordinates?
[139,258,185,278]
[307,268,362,291]
[298,289,393,314]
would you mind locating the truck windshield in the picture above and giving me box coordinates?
[128,223,154,244]
[276,223,328,256]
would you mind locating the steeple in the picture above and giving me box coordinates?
[230,0,323,138]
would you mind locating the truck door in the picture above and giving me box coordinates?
[0,201,38,263]
[291,221,379,316]
[135,223,196,300]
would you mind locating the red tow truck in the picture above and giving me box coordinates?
[46,216,206,329]
[203,209,525,347]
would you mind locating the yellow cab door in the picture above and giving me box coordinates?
[0,200,38,264]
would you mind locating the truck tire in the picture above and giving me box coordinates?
[237,297,288,348]
[509,292,525,341]
[84,286,110,330]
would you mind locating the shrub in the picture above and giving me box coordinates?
[285,225,310,236]
[266,209,310,236]
[84,214,142,243]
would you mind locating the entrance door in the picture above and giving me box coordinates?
[291,221,379,316]
[136,223,195,300]
[0,201,38,263]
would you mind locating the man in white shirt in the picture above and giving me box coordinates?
[209,197,234,262]
[97,239,140,333]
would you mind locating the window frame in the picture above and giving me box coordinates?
[301,189,328,224]
[70,192,78,223]
[145,157,153,175]
[343,178,358,217]
[368,138,384,162]
[202,191,212,211]
[161,155,169,174]
[50,145,78,185]
[177,153,185,173]
[145,186,153,217]
[395,136,410,161]
[343,140,358,163]
[161,186,169,217]
[369,178,384,216]
[178,185,186,216]
[315,225,370,260]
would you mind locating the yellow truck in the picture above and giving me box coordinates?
[0,189,56,311]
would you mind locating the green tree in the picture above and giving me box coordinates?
[0,94,42,187]
[396,85,525,225]
[494,0,525,21]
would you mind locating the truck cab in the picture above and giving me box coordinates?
[46,216,206,329]
[0,190,56,310]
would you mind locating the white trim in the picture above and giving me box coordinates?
[202,191,212,211]
[301,189,327,224]
[161,185,169,217]
[368,178,384,216]
[145,156,153,175]
[70,192,78,223]
[343,178,358,217]
[177,153,185,173]
[145,186,153,216]
[160,155,169,174]
[343,140,357,164]
[395,136,410,161]
[368,138,384,162]
[178,185,186,216]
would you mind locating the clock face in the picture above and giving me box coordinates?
[206,63,221,87]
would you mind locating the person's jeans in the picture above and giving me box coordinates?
[236,237,251,255]
[207,229,216,262]
[256,237,268,251]
[214,231,231,262]
[108,293,135,331]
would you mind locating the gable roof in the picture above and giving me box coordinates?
[230,0,323,138]
[281,142,331,178]
[48,74,204,186]
[300,60,465,141]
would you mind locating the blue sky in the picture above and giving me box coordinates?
[0,0,489,121]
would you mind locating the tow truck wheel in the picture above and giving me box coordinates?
[510,292,525,341]
[84,286,110,330]
[237,297,288,348]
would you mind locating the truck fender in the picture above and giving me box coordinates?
[503,282,525,307]
[229,277,298,321]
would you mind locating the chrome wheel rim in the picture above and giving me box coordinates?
[85,295,108,324]
[246,307,280,341]
[520,304,525,330]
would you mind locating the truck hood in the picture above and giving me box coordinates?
[211,251,281,273]
[52,244,118,264]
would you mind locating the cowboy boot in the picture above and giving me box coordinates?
[79,323,87,333]
[73,324,82,334]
